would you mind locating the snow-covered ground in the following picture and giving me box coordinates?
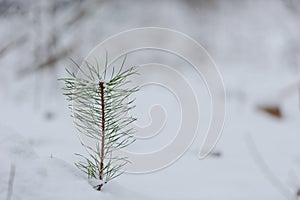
[0,0,300,199]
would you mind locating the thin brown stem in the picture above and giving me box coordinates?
[6,164,16,200]
[98,81,105,191]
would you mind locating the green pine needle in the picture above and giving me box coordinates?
[60,55,139,190]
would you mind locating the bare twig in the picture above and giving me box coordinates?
[64,0,103,27]
[18,46,74,77]
[65,8,87,26]
[0,35,27,57]
[245,134,295,200]
[6,164,16,200]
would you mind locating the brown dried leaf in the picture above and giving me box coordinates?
[257,105,282,119]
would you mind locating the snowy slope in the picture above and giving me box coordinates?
[1,0,300,200]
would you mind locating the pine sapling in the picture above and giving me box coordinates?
[60,56,138,190]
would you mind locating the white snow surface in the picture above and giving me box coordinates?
[0,0,300,199]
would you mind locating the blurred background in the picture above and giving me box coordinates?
[0,0,300,199]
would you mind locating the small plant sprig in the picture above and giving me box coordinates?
[60,56,138,191]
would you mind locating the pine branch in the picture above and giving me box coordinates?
[60,56,138,191]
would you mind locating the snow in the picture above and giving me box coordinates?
[1,0,300,199]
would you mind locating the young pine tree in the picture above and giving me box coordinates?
[60,57,138,191]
